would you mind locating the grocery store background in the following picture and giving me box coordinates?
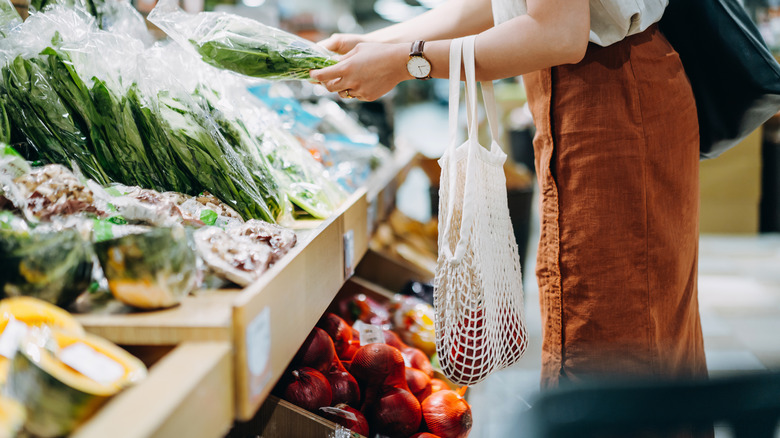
[11,0,779,434]
[149,0,780,435]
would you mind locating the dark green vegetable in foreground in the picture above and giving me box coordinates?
[0,227,93,308]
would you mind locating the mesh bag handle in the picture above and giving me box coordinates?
[435,35,528,386]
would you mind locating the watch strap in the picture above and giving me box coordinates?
[411,40,425,57]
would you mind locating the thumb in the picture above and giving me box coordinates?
[318,35,343,53]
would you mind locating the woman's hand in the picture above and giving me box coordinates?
[318,33,368,55]
[310,42,410,102]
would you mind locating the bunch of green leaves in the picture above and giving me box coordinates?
[1,28,283,222]
[194,85,284,220]
[0,54,111,184]
[156,90,276,222]
[187,15,336,80]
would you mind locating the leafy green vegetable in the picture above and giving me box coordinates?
[126,85,195,195]
[1,39,283,222]
[0,55,111,184]
[91,78,168,191]
[0,98,9,145]
[150,11,337,80]
[193,39,336,80]
[0,0,21,35]
[194,85,284,220]
[156,90,276,222]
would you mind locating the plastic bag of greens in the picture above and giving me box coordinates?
[149,44,287,222]
[133,48,279,223]
[94,226,197,309]
[261,125,347,220]
[148,0,336,80]
[0,223,93,308]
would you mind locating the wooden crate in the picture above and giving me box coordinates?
[73,342,233,438]
[229,395,365,438]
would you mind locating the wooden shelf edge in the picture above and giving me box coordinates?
[72,342,234,438]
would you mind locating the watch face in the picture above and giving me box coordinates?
[407,56,431,79]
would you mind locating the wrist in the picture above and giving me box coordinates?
[393,43,413,83]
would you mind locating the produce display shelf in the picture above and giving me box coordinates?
[73,342,233,438]
[72,146,416,426]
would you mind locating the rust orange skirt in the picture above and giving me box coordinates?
[523,24,708,388]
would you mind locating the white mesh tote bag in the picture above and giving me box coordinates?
[434,35,528,386]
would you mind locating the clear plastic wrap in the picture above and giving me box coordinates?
[0,223,93,308]
[6,328,146,437]
[93,226,197,309]
[0,0,21,36]
[261,125,347,220]
[150,44,346,221]
[0,7,284,222]
[193,219,297,287]
[148,0,336,81]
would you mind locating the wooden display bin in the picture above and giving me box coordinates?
[354,249,434,296]
[71,147,416,429]
[229,396,365,438]
[73,342,233,438]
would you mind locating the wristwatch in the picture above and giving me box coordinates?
[407,40,432,80]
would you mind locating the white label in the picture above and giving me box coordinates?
[343,229,355,279]
[320,406,358,422]
[59,343,125,385]
[0,318,28,359]
[246,307,271,396]
[354,321,384,346]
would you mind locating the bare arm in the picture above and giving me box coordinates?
[311,0,590,101]
[321,0,495,54]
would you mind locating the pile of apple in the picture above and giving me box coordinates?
[275,313,472,438]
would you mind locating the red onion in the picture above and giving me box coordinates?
[325,358,361,408]
[293,327,336,373]
[406,367,433,404]
[364,386,422,438]
[281,367,332,413]
[383,329,407,350]
[317,313,354,359]
[350,343,406,388]
[339,339,361,361]
[402,346,434,377]
[422,389,472,438]
[430,378,451,393]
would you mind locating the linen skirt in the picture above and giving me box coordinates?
[523,24,708,388]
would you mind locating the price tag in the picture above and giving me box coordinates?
[343,229,355,279]
[246,307,271,397]
[353,321,384,346]
[59,342,125,385]
[0,318,28,359]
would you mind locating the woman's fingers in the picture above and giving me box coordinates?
[318,33,364,54]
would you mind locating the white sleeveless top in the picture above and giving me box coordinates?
[491,0,668,47]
